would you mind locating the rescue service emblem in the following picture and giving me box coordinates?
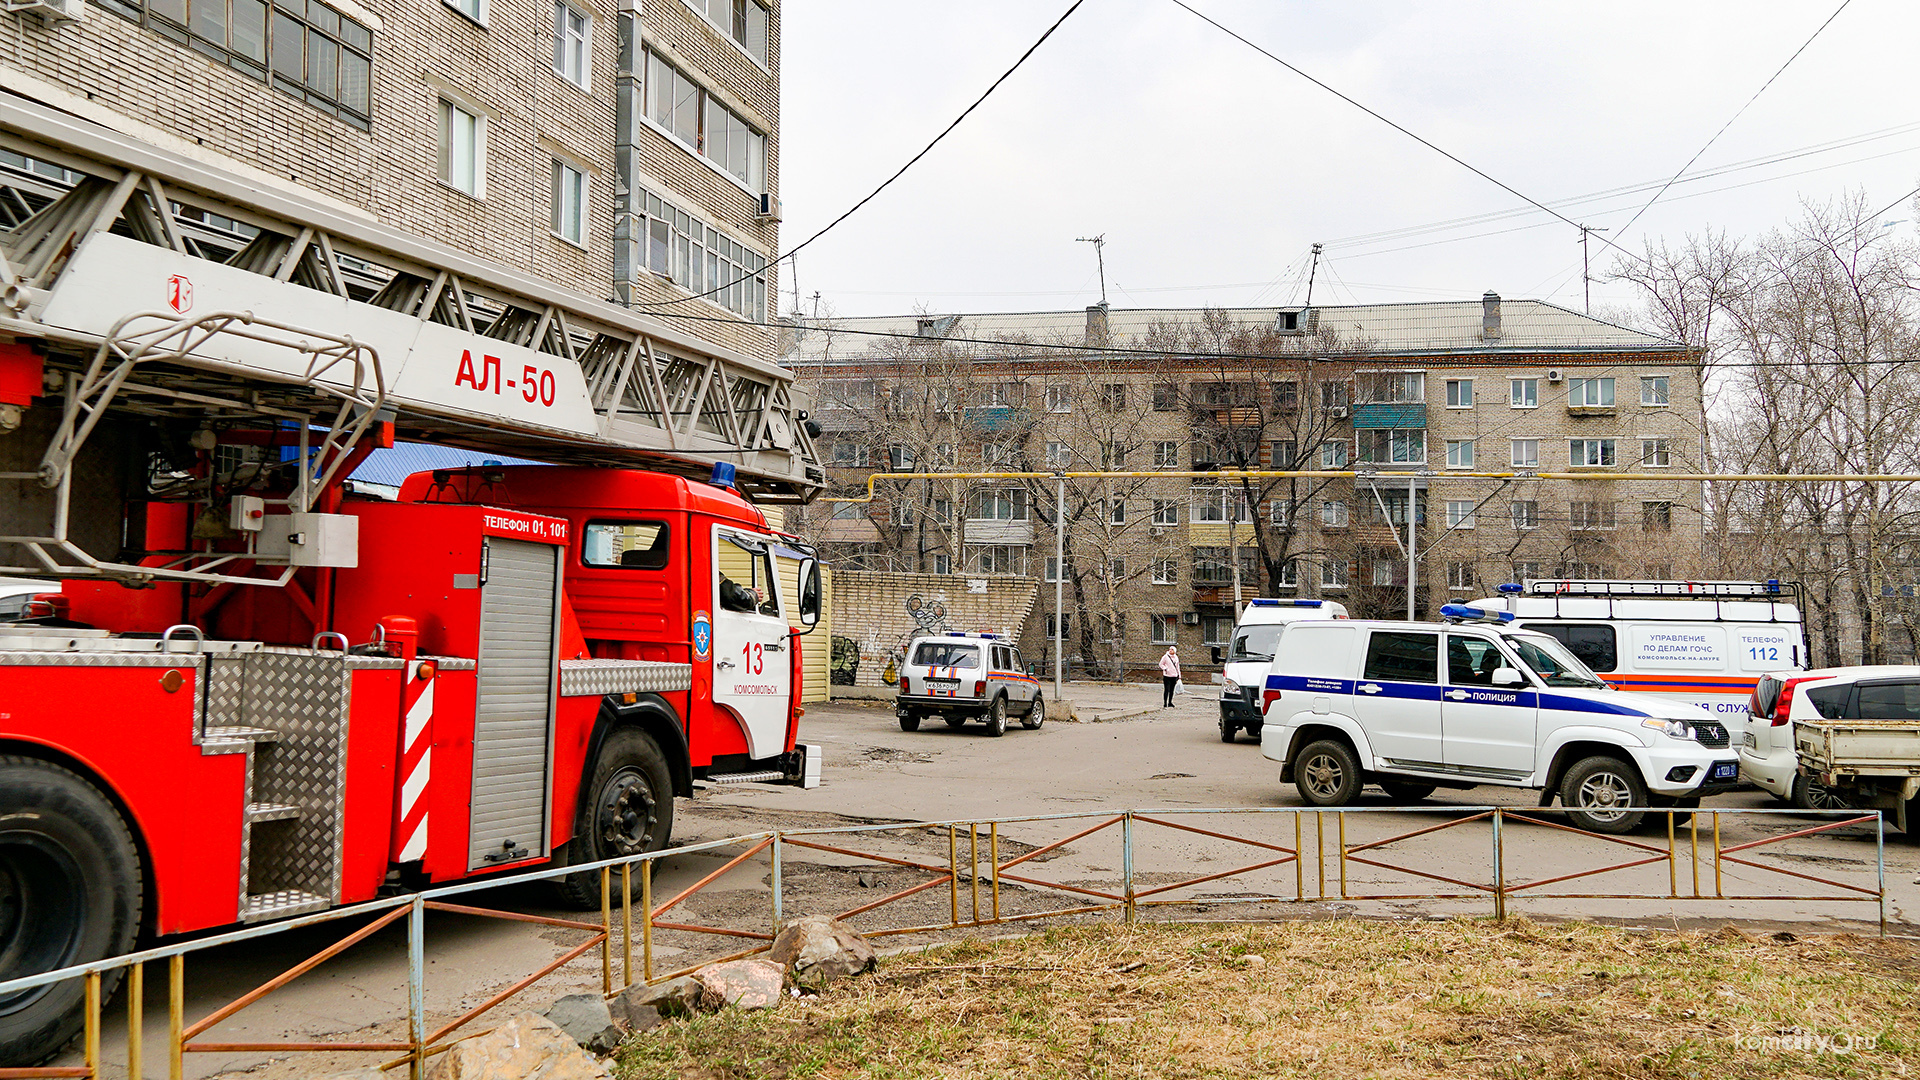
[692,611,712,660]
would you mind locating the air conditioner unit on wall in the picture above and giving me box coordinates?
[1546,369,1565,383]
[1181,612,1201,626]
[756,193,783,222]
[1328,406,1350,420]
[2,0,84,17]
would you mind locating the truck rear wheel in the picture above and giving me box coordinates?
[0,757,142,1065]
[553,730,673,909]
[1293,739,1361,807]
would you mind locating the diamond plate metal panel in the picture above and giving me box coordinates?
[241,652,352,904]
[559,659,692,697]
[0,650,200,667]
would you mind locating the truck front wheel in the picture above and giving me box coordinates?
[553,730,673,909]
[0,757,142,1065]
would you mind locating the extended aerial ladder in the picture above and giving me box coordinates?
[0,89,822,584]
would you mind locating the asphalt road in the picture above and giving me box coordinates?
[60,689,1919,1078]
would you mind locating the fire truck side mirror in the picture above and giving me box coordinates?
[797,557,822,630]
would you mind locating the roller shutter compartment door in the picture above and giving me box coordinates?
[470,538,561,870]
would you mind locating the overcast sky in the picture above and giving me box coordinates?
[777,0,1920,326]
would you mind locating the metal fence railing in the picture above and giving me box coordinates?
[0,806,1889,1079]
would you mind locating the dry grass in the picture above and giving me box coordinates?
[614,919,1919,1080]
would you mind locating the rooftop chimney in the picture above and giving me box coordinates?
[1481,291,1502,341]
[1085,302,1110,346]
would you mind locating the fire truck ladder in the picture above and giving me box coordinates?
[0,90,823,505]
[1,306,386,584]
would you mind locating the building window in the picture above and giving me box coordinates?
[1513,561,1542,581]
[931,498,953,524]
[1151,614,1177,644]
[887,445,916,471]
[1321,500,1348,528]
[1152,500,1179,526]
[1269,439,1298,467]
[1356,371,1425,403]
[1045,385,1073,413]
[1446,440,1474,468]
[116,0,375,126]
[1641,437,1671,467]
[1153,441,1180,469]
[1642,501,1673,532]
[635,187,770,320]
[1357,429,1425,465]
[930,553,951,575]
[1321,381,1350,410]
[1109,500,1126,525]
[643,46,767,191]
[1368,493,1425,527]
[1201,615,1233,646]
[1445,379,1474,408]
[1101,384,1127,411]
[447,0,486,22]
[1569,438,1617,467]
[1322,559,1349,589]
[551,160,586,246]
[1192,547,1233,585]
[1109,558,1127,581]
[1510,500,1538,530]
[1372,559,1399,587]
[552,1,591,88]
[1641,376,1670,406]
[1644,562,1672,580]
[973,546,1023,574]
[1152,384,1178,411]
[1559,560,1611,578]
[1152,559,1178,585]
[932,444,956,468]
[438,99,486,197]
[1510,439,1539,468]
[969,489,1028,521]
[1446,501,1476,530]
[1274,381,1299,411]
[1569,377,1615,407]
[1192,488,1250,524]
[1319,441,1350,468]
[1271,500,1291,527]
[1570,501,1617,530]
[1447,561,1475,589]
[1510,378,1538,409]
[1045,442,1071,469]
[1276,558,1299,586]
[1043,557,1063,583]
[1099,443,1127,469]
[682,0,771,65]
[830,442,868,468]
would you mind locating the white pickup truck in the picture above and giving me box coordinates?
[1741,666,1920,834]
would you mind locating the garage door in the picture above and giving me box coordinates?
[470,538,560,870]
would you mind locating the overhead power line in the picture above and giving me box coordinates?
[640,0,1089,309]
[1165,0,1640,268]
[1610,0,1856,246]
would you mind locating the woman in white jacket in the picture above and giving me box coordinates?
[1158,646,1181,708]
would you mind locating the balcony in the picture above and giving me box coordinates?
[1191,584,1238,609]
[962,406,1031,433]
[963,518,1034,545]
[1350,402,1428,429]
[811,407,868,434]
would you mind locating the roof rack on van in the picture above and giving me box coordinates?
[1247,598,1324,608]
[955,632,1002,639]
[1519,579,1791,598]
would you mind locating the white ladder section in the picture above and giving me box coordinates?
[0,91,823,503]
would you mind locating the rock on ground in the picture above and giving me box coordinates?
[768,914,877,991]
[426,1012,612,1080]
[693,959,786,1010]
[544,993,625,1054]
[613,974,705,1019]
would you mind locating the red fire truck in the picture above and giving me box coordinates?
[0,99,826,1062]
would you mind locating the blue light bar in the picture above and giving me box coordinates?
[1248,598,1279,607]
[709,461,738,490]
[1247,598,1324,608]
[1440,604,1516,624]
[1496,582,1524,594]
[1765,578,1781,594]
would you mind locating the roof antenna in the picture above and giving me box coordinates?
[1076,235,1107,307]
[1304,242,1323,307]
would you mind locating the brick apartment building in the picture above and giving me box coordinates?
[784,296,1706,678]
[0,0,782,360]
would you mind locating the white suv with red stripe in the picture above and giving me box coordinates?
[894,633,1043,737]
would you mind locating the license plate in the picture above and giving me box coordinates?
[1742,731,1757,749]
[927,678,958,688]
[1711,761,1738,781]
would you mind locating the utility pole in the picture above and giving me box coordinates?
[1304,242,1323,306]
[1076,235,1107,307]
[1578,226,1609,314]
[1053,474,1066,703]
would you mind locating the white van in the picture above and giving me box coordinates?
[1214,598,1349,743]
[1469,579,1806,745]
[1259,606,1740,833]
